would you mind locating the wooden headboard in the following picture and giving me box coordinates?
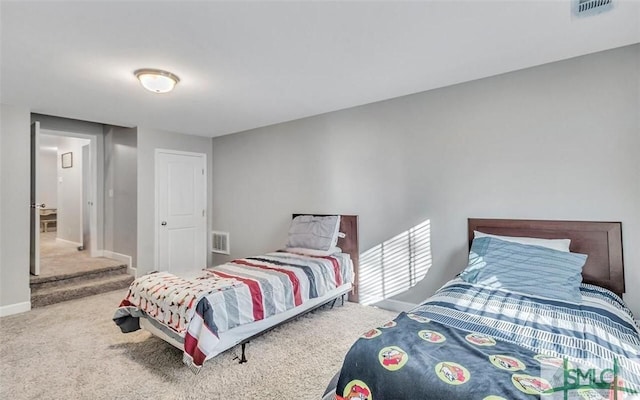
[292,214,359,302]
[468,218,624,297]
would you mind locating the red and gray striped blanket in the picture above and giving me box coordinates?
[114,251,352,372]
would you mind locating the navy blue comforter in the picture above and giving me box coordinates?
[334,280,640,400]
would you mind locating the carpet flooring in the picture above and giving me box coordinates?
[0,290,397,400]
[36,232,123,279]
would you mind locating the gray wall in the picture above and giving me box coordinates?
[104,126,138,267]
[211,44,640,315]
[137,127,213,276]
[56,137,89,244]
[0,104,31,310]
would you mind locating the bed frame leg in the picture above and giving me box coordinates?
[236,342,248,364]
[329,294,346,310]
[232,292,348,366]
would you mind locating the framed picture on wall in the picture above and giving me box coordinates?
[61,152,73,168]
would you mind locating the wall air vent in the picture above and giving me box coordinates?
[211,231,230,254]
[573,0,613,17]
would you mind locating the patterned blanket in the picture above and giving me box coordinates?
[334,279,640,400]
[115,272,242,333]
[114,251,352,372]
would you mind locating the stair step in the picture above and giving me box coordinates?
[31,273,134,308]
[30,264,128,290]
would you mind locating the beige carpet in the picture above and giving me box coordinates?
[0,290,396,400]
[36,232,124,279]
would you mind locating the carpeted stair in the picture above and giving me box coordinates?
[30,265,133,308]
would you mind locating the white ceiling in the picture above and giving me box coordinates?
[39,134,60,152]
[2,1,639,138]
[38,133,90,152]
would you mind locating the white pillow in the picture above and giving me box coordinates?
[285,247,342,257]
[286,215,341,251]
[474,230,571,252]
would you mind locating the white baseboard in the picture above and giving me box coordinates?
[55,238,82,247]
[372,298,417,313]
[102,250,135,277]
[0,301,31,317]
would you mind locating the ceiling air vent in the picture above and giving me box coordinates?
[211,231,230,255]
[573,0,613,17]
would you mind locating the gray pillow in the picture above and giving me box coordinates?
[286,215,341,251]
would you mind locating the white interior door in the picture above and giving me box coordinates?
[30,121,41,275]
[156,150,206,274]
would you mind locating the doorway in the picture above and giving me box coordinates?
[30,123,120,278]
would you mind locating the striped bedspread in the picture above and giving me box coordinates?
[334,279,640,399]
[114,251,352,372]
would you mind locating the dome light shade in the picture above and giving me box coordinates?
[134,69,180,93]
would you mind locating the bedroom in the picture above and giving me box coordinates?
[1,1,639,399]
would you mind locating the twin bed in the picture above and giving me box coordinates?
[114,214,358,372]
[325,218,640,400]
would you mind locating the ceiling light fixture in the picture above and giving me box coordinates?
[134,68,180,93]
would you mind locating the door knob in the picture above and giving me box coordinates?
[31,203,46,209]
[161,221,167,226]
